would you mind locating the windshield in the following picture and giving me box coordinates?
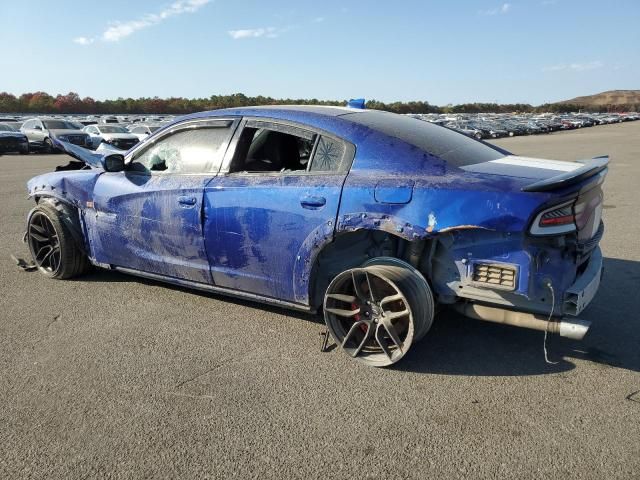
[98,125,129,133]
[0,123,18,132]
[346,111,507,167]
[43,120,77,130]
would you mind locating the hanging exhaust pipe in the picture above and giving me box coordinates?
[452,303,591,340]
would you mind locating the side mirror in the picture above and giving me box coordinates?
[102,154,125,172]
[34,125,42,130]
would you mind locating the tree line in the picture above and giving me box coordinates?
[0,91,636,115]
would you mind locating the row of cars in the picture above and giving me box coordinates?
[2,111,638,155]
[0,115,170,154]
[411,112,639,140]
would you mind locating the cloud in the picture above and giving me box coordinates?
[480,3,511,15]
[542,61,604,72]
[73,36,94,45]
[228,27,280,39]
[74,0,211,44]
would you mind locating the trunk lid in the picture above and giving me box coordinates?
[461,154,608,242]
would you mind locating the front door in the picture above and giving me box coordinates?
[87,118,237,283]
[204,119,355,302]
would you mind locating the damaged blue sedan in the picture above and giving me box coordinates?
[24,106,606,366]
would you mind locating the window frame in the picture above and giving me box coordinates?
[124,118,240,177]
[220,117,355,177]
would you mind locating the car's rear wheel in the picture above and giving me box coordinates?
[27,203,90,279]
[323,260,434,367]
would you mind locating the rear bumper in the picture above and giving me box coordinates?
[563,246,603,316]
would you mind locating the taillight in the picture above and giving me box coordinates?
[530,200,576,235]
[539,204,574,226]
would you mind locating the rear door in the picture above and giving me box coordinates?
[88,118,238,283]
[203,119,355,303]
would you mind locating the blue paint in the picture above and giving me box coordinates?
[27,107,606,317]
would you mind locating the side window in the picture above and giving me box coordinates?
[309,136,349,173]
[132,127,143,134]
[130,125,232,174]
[229,122,316,173]
[23,120,34,129]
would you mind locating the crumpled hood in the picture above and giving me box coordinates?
[461,155,583,180]
[51,139,105,168]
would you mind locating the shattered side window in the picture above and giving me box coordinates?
[309,136,348,173]
[130,126,231,174]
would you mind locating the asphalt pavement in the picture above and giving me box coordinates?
[1,122,638,479]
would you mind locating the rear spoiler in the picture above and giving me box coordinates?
[521,156,609,192]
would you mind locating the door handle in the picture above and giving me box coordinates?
[178,196,197,206]
[300,196,326,209]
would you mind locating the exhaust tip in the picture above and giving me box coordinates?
[559,318,591,340]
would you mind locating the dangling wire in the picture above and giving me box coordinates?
[544,282,559,365]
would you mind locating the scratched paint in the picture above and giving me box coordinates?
[27,108,606,320]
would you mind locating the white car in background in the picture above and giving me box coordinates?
[83,124,140,150]
[128,124,163,141]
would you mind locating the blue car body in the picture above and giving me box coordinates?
[26,106,606,324]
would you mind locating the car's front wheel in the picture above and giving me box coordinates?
[26,202,90,279]
[323,259,434,367]
[42,138,54,154]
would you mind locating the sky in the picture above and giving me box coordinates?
[1,0,638,105]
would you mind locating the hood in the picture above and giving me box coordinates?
[100,132,138,140]
[0,131,26,138]
[51,139,105,168]
[49,129,88,136]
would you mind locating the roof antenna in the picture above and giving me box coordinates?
[347,98,366,109]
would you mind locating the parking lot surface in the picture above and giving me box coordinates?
[1,122,639,479]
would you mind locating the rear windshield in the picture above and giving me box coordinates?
[346,111,506,167]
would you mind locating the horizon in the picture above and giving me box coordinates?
[1,0,639,104]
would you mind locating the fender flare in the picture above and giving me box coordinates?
[292,212,431,304]
[28,194,89,255]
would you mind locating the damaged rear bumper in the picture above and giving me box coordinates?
[563,246,603,316]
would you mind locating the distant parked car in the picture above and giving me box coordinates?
[0,123,29,154]
[99,116,119,124]
[128,124,163,141]
[20,118,91,153]
[83,124,140,150]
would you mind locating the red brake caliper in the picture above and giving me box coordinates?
[351,303,368,332]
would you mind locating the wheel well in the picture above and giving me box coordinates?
[35,197,87,254]
[309,229,433,309]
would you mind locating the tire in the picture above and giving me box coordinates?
[43,138,53,154]
[26,201,90,279]
[323,258,435,366]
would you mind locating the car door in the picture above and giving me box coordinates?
[86,118,238,283]
[203,118,355,303]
